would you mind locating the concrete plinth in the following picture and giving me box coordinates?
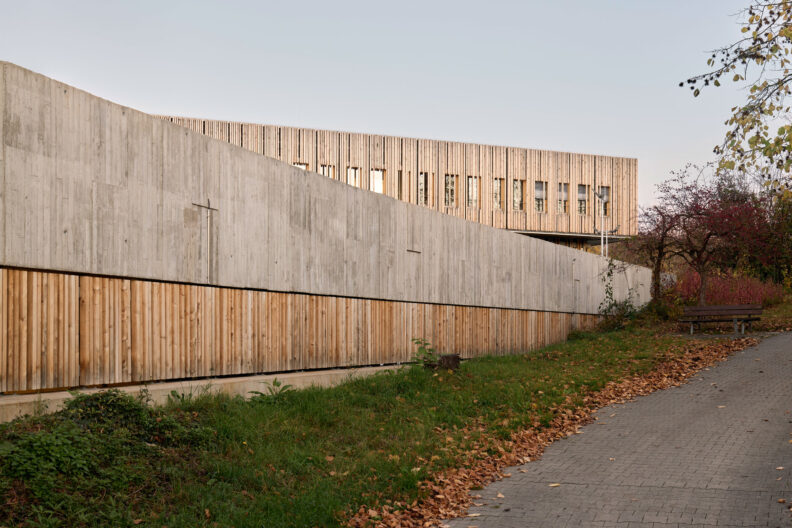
[0,365,398,423]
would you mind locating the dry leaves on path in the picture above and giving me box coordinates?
[347,337,757,527]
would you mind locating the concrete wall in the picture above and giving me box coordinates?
[0,62,650,314]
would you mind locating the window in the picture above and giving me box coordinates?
[370,169,385,194]
[418,172,429,205]
[534,181,547,212]
[467,176,480,208]
[577,184,589,215]
[558,182,569,213]
[597,186,611,216]
[493,178,505,210]
[513,180,525,211]
[444,174,457,207]
[319,164,335,179]
[346,166,360,187]
[292,162,308,170]
[397,170,403,200]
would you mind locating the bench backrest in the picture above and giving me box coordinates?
[682,304,763,316]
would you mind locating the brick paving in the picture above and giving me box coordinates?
[446,333,792,528]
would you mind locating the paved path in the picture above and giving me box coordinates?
[447,333,792,528]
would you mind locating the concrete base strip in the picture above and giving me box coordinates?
[0,365,397,423]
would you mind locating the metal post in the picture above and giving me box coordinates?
[192,199,219,284]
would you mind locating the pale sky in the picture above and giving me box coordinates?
[0,0,749,206]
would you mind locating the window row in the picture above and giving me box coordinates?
[291,163,611,216]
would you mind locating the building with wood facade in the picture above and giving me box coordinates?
[162,117,638,250]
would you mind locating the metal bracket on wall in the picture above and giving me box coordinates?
[192,199,219,283]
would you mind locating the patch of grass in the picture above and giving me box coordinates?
[0,326,692,527]
[758,294,792,328]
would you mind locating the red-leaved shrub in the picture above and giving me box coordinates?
[673,269,786,307]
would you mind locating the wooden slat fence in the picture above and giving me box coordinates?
[0,268,597,394]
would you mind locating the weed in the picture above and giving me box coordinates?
[0,423,93,498]
[411,337,439,368]
[249,378,295,403]
[598,258,637,330]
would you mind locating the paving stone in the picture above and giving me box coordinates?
[446,333,792,527]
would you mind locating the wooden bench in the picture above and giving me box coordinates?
[679,304,763,335]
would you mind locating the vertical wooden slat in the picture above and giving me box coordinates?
[27,271,39,390]
[0,269,6,393]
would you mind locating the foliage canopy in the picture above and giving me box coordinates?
[686,2,792,187]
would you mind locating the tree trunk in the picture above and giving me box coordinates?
[651,258,663,301]
[697,271,707,306]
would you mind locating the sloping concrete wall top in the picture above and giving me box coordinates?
[0,62,650,314]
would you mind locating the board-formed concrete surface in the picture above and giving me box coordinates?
[0,61,649,314]
[447,333,792,527]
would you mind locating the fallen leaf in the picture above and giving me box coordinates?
[133,521,143,526]
[779,498,787,504]
[204,509,211,519]
[346,336,759,528]
[325,455,334,462]
[467,513,481,517]
[717,405,726,409]
[496,492,504,498]
[777,466,785,470]
[549,483,561,487]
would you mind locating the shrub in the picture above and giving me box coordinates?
[673,269,786,306]
[61,389,211,446]
[411,338,439,368]
[0,423,93,498]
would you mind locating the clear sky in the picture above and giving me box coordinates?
[0,0,749,206]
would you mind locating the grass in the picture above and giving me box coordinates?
[0,325,706,527]
[758,294,792,328]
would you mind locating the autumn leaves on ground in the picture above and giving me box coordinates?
[0,307,788,528]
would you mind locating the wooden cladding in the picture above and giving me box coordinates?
[0,270,80,393]
[162,117,638,237]
[0,268,596,394]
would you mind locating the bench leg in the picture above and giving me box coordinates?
[733,320,738,335]
[690,323,694,335]
[741,321,745,335]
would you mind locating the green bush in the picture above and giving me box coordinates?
[62,389,211,446]
[0,424,93,497]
